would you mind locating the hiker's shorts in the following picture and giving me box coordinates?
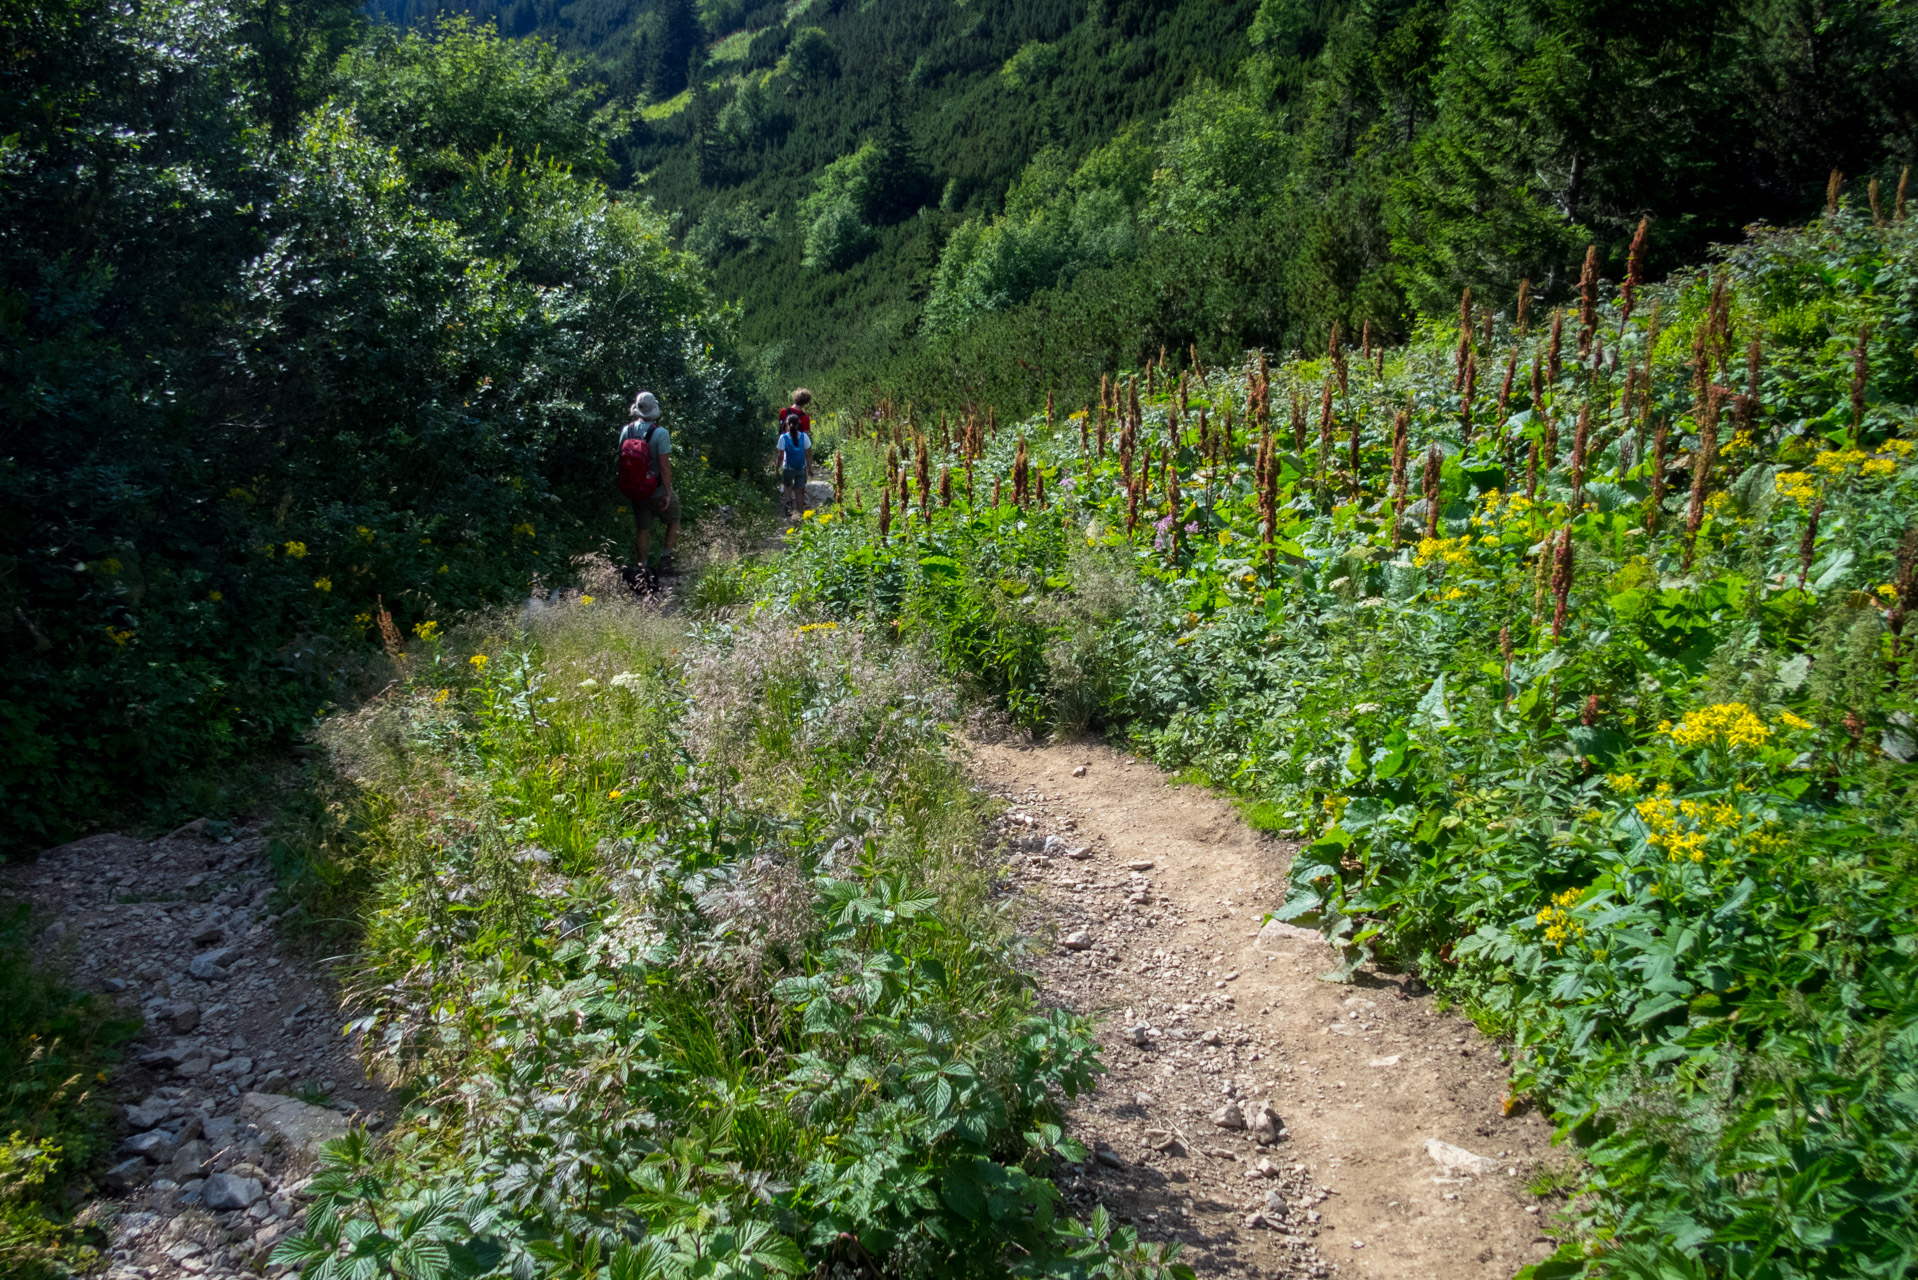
[782,466,807,488]
[633,489,680,532]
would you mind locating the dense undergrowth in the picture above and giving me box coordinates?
[776,208,1918,1277]
[0,905,139,1278]
[273,561,1190,1280]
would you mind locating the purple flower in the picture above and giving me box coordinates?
[1183,521,1200,535]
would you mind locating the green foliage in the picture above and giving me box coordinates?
[779,211,1918,1278]
[276,581,1193,1280]
[0,905,139,1278]
[0,4,759,849]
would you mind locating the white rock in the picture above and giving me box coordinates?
[1062,931,1093,951]
[1212,1100,1246,1130]
[240,1093,350,1159]
[1072,766,1087,777]
[1250,1102,1286,1146]
[803,479,836,507]
[188,949,238,981]
[202,1172,264,1210]
[1425,1137,1501,1178]
[1126,859,1153,871]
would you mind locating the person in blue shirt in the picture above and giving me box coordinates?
[775,389,814,517]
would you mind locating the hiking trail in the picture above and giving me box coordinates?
[979,737,1560,1280]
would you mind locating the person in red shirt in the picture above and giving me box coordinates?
[775,389,814,516]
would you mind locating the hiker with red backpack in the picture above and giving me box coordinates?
[617,390,679,578]
[775,388,813,517]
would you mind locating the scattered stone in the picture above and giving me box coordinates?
[126,1100,171,1130]
[210,1056,254,1079]
[1244,1211,1268,1229]
[1066,847,1093,861]
[123,1130,179,1162]
[1126,859,1153,871]
[1145,1130,1186,1155]
[1126,1024,1151,1047]
[1062,931,1092,952]
[1425,1137,1501,1178]
[1251,1102,1286,1146]
[1369,1054,1401,1067]
[1072,765,1087,777]
[1264,1189,1287,1213]
[240,1093,351,1159]
[103,976,127,991]
[1212,1100,1246,1130]
[1200,1029,1221,1046]
[203,1117,241,1148]
[103,1158,150,1191]
[167,1003,201,1034]
[202,1173,265,1211]
[1093,1147,1126,1170]
[170,1140,214,1180]
[175,1057,211,1078]
[188,948,239,981]
[192,925,224,945]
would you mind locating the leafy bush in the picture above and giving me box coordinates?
[780,209,1918,1277]
[277,577,1193,1280]
[0,3,761,849]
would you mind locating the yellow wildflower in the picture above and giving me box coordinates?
[1879,583,1901,602]
[357,526,374,542]
[412,620,440,641]
[469,654,488,670]
[609,789,624,800]
[1608,773,1638,793]
[581,595,596,606]
[313,577,332,592]
[1665,702,1771,751]
[1776,710,1813,731]
[284,540,308,559]
[1774,471,1819,510]
[208,591,223,602]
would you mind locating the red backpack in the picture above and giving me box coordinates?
[617,423,661,501]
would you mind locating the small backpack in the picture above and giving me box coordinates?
[618,423,661,501]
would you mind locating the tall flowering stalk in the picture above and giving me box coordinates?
[1516,278,1533,332]
[1570,404,1589,513]
[1684,386,1725,565]
[1620,218,1648,328]
[1422,444,1442,539]
[1330,321,1348,395]
[1551,526,1575,641]
[1577,244,1599,355]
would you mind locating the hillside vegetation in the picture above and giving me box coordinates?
[372,0,1916,404]
[776,206,1918,1277]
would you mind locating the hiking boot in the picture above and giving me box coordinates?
[656,552,679,576]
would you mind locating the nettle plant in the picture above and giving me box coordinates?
[782,210,1918,1277]
[280,594,1193,1280]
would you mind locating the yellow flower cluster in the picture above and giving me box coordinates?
[1665,702,1771,751]
[1884,438,1914,458]
[796,621,839,633]
[1775,471,1819,510]
[1536,888,1585,949]
[1607,773,1639,793]
[1810,448,1897,479]
[513,522,536,537]
[1414,536,1476,568]
[469,654,488,670]
[413,620,440,641]
[283,540,308,559]
[1776,710,1813,731]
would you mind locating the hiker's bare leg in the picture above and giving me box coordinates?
[636,526,650,568]
[665,517,680,553]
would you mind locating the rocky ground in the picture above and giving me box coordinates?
[6,823,388,1280]
[979,740,1562,1280]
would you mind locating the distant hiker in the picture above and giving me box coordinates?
[617,390,679,577]
[776,388,814,517]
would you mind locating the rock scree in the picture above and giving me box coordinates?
[6,822,390,1280]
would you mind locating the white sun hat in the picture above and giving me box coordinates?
[630,390,660,419]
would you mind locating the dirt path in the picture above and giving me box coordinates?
[978,739,1559,1280]
[7,824,389,1280]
